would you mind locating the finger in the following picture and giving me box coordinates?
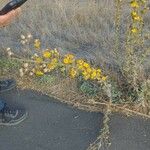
[5,7,21,19]
[2,10,16,21]
[0,8,22,27]
[14,8,22,17]
[3,8,21,22]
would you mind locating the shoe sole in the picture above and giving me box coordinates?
[0,111,28,126]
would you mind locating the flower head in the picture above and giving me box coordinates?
[102,76,108,81]
[43,51,51,58]
[131,27,139,33]
[130,1,139,8]
[35,57,43,63]
[35,71,44,76]
[63,54,75,64]
[69,68,77,78]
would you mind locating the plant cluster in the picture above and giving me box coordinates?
[6,35,108,97]
[22,39,107,82]
[122,0,150,102]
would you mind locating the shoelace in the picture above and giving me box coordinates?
[0,81,9,87]
[3,108,18,119]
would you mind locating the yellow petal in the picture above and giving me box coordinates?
[130,1,139,8]
[63,58,70,64]
[69,68,77,78]
[131,27,138,33]
[35,71,44,76]
[102,76,108,81]
[43,51,51,58]
[83,62,90,68]
[35,57,43,63]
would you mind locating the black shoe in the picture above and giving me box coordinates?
[0,79,16,93]
[0,107,28,126]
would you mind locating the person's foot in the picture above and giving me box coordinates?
[0,79,16,93]
[0,106,28,126]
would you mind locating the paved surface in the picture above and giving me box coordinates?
[0,89,103,150]
[109,114,150,150]
[0,89,150,150]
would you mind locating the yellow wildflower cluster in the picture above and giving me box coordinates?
[63,54,75,64]
[20,39,107,83]
[75,59,107,81]
[130,0,148,34]
[20,46,60,77]
[62,56,107,81]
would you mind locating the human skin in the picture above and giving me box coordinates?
[0,8,21,27]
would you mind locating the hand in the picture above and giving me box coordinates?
[0,8,21,27]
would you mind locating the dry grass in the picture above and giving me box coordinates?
[1,0,149,76]
[1,0,149,69]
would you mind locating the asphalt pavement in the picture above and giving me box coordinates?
[0,89,103,150]
[0,89,149,150]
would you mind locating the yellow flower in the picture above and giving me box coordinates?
[35,57,43,63]
[35,71,44,76]
[51,58,58,64]
[96,72,101,80]
[130,1,139,8]
[131,11,137,16]
[86,67,92,73]
[82,71,90,80]
[69,68,77,78]
[76,59,84,65]
[43,51,51,58]
[134,15,142,21]
[63,58,70,64]
[102,76,108,81]
[90,69,97,80]
[47,63,52,69]
[34,39,41,49]
[83,62,90,68]
[97,69,101,73]
[131,12,142,21]
[63,54,75,64]
[83,75,91,80]
[47,63,56,70]
[67,54,74,59]
[131,27,139,33]
[77,65,84,71]
[131,11,138,19]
